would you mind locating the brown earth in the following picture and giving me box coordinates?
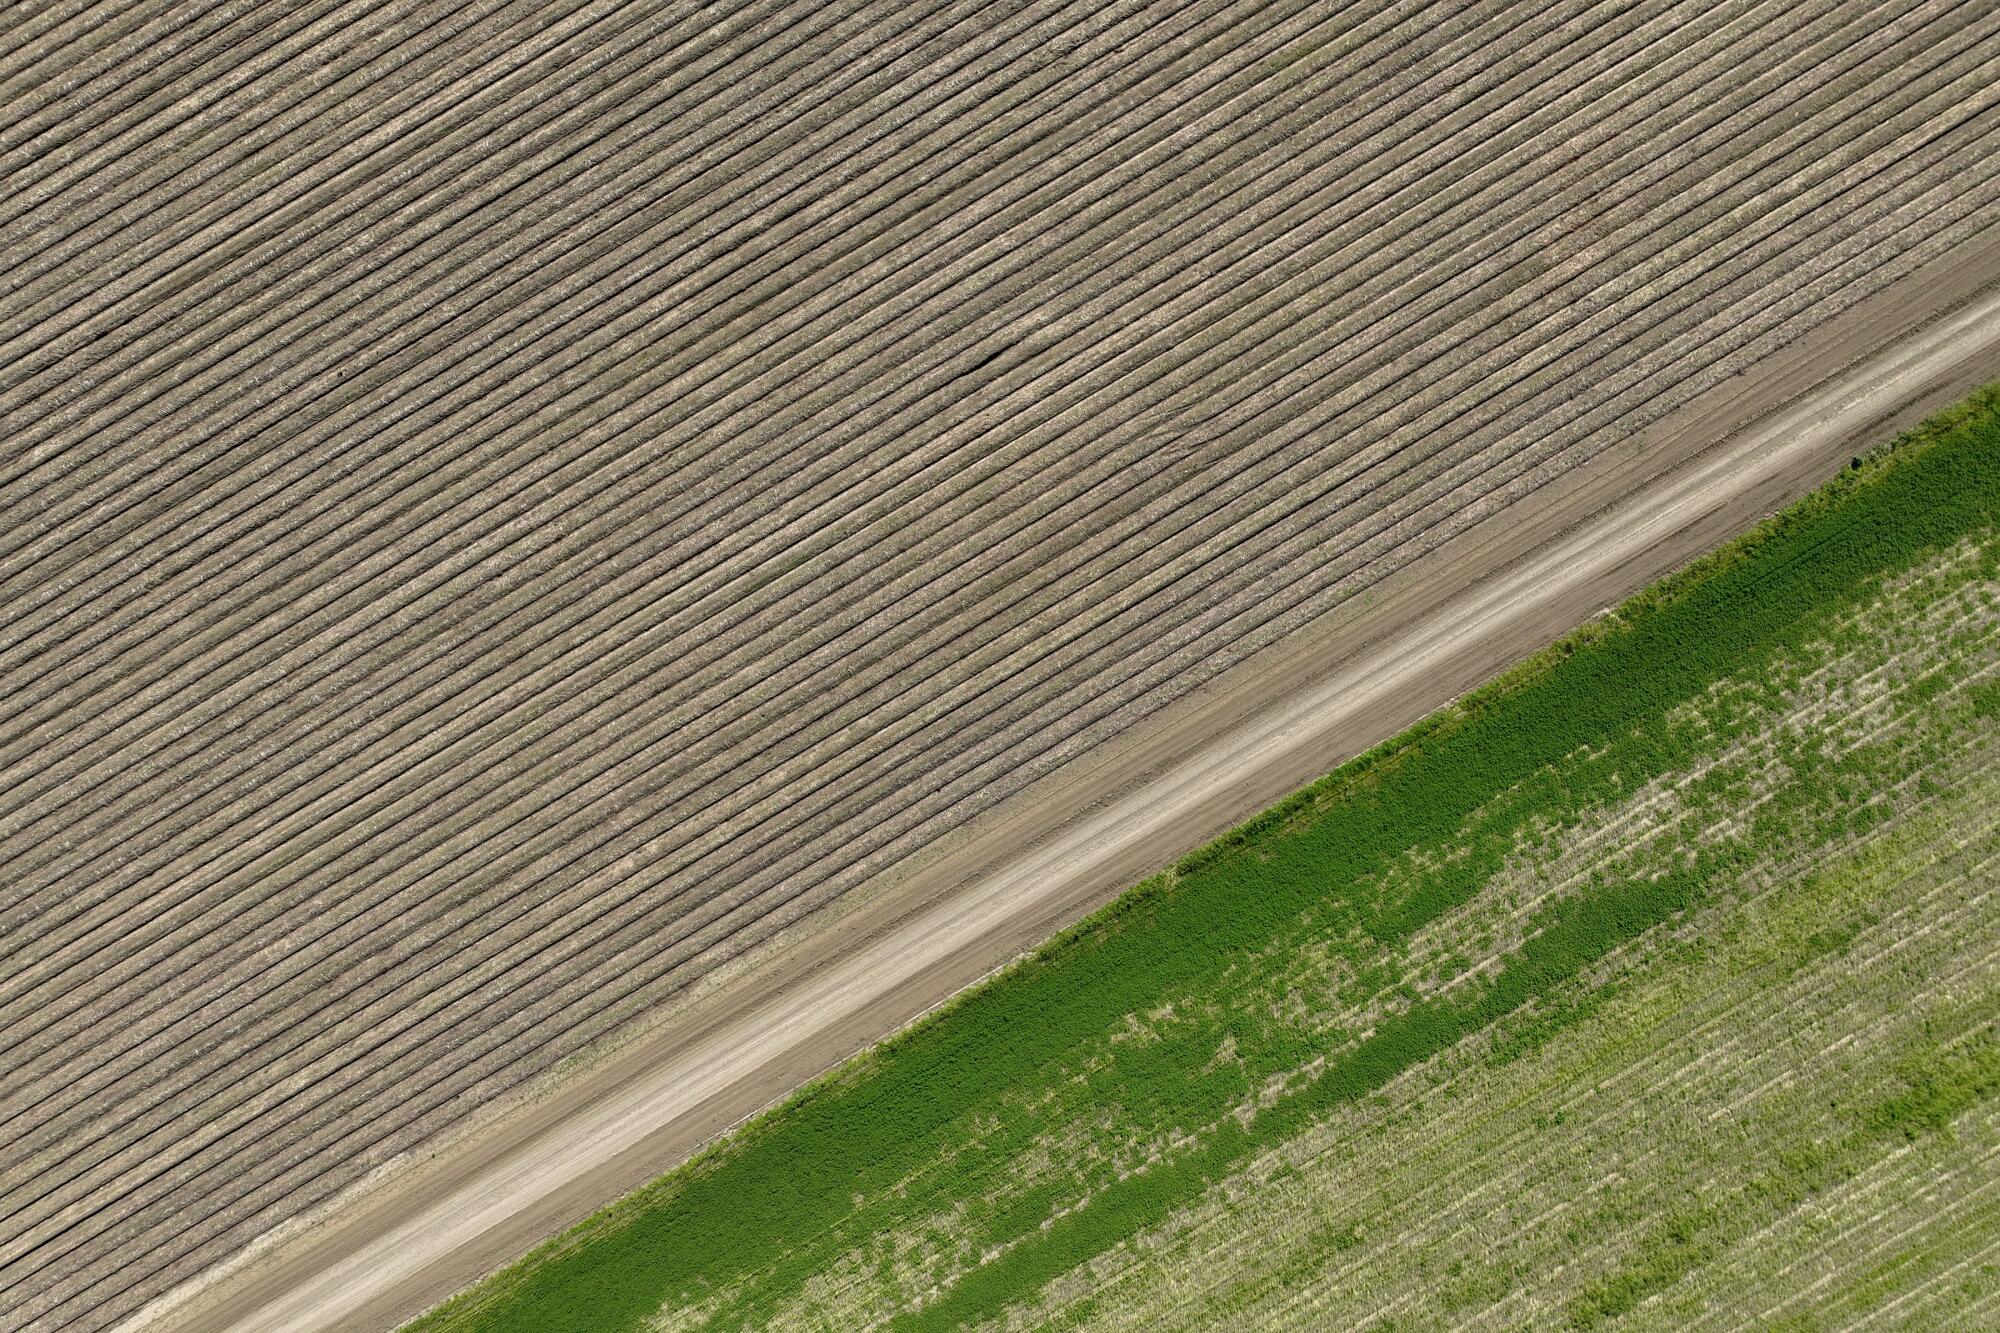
[7,2,2000,1327]
[135,224,2000,1333]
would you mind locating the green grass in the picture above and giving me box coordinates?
[1078,746,2000,1331]
[410,386,2000,1333]
[1568,1039,2000,1328]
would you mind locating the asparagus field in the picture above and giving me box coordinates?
[410,392,2000,1331]
[2,0,1999,1328]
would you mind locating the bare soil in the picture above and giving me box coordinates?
[139,231,2000,1333]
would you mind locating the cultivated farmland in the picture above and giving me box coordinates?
[408,391,2000,1331]
[2,1,1999,1330]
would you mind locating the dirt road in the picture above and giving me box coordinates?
[130,232,2000,1332]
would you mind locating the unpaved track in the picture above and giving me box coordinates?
[3,0,2000,1328]
[137,241,2000,1333]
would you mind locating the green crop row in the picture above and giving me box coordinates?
[411,385,2000,1333]
[1569,1035,2000,1328]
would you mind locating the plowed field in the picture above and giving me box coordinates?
[2,1,1998,1328]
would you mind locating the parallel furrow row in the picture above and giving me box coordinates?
[2,0,1995,1327]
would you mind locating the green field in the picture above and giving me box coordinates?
[412,388,2000,1332]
